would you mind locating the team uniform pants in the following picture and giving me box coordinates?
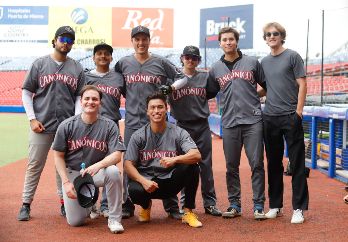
[123,126,179,213]
[263,113,309,210]
[22,130,62,204]
[222,121,265,210]
[128,164,199,210]
[175,118,217,208]
[62,166,122,226]
[99,120,119,212]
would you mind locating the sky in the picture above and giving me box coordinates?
[2,0,348,58]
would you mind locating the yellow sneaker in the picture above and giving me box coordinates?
[138,200,152,222]
[182,211,202,228]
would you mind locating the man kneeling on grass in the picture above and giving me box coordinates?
[124,92,203,228]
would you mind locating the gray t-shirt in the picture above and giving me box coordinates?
[22,55,85,133]
[207,54,265,128]
[124,122,197,179]
[261,49,306,116]
[115,54,185,129]
[168,70,210,121]
[52,115,126,171]
[85,69,125,122]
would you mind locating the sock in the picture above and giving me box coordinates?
[23,203,30,207]
[60,198,64,205]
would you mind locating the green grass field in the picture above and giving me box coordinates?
[0,113,29,167]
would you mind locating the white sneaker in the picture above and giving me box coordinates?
[101,209,109,218]
[108,219,124,234]
[265,208,283,219]
[291,209,304,224]
[90,205,100,219]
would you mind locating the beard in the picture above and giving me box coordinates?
[55,45,71,55]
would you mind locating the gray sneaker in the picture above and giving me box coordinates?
[17,205,30,221]
[222,207,241,218]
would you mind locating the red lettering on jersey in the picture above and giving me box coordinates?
[217,70,254,90]
[96,84,121,99]
[39,73,78,90]
[124,73,162,85]
[171,86,206,101]
[68,136,108,152]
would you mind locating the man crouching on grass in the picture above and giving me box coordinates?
[124,92,203,228]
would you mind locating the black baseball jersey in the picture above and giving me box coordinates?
[22,55,85,133]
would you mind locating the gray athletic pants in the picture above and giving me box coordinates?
[222,121,265,210]
[22,130,62,204]
[63,166,122,226]
[174,118,217,208]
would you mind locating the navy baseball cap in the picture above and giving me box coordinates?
[182,46,200,57]
[131,25,150,38]
[93,42,113,55]
[55,26,75,40]
[73,173,99,208]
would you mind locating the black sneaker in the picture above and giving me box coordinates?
[17,205,30,221]
[122,208,134,219]
[60,204,66,217]
[168,210,183,220]
[222,207,241,219]
[204,205,222,216]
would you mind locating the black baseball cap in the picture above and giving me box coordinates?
[55,26,75,40]
[131,25,150,38]
[93,42,113,55]
[182,45,200,57]
[73,173,99,208]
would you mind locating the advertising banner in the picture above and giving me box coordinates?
[200,5,253,49]
[49,7,112,48]
[0,6,48,45]
[112,8,173,48]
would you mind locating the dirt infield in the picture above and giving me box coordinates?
[1,135,348,241]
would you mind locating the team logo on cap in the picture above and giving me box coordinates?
[188,46,196,53]
[71,8,88,24]
[64,26,74,33]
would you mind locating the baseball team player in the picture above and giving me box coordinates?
[207,27,267,220]
[52,85,125,234]
[114,25,188,219]
[168,45,222,216]
[261,22,309,224]
[85,42,125,218]
[18,26,85,221]
[124,92,202,228]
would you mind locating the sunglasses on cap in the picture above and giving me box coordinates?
[183,55,200,62]
[57,36,74,45]
[265,32,280,38]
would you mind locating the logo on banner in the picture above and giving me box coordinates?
[199,5,253,49]
[0,7,3,20]
[112,8,173,48]
[71,8,88,24]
